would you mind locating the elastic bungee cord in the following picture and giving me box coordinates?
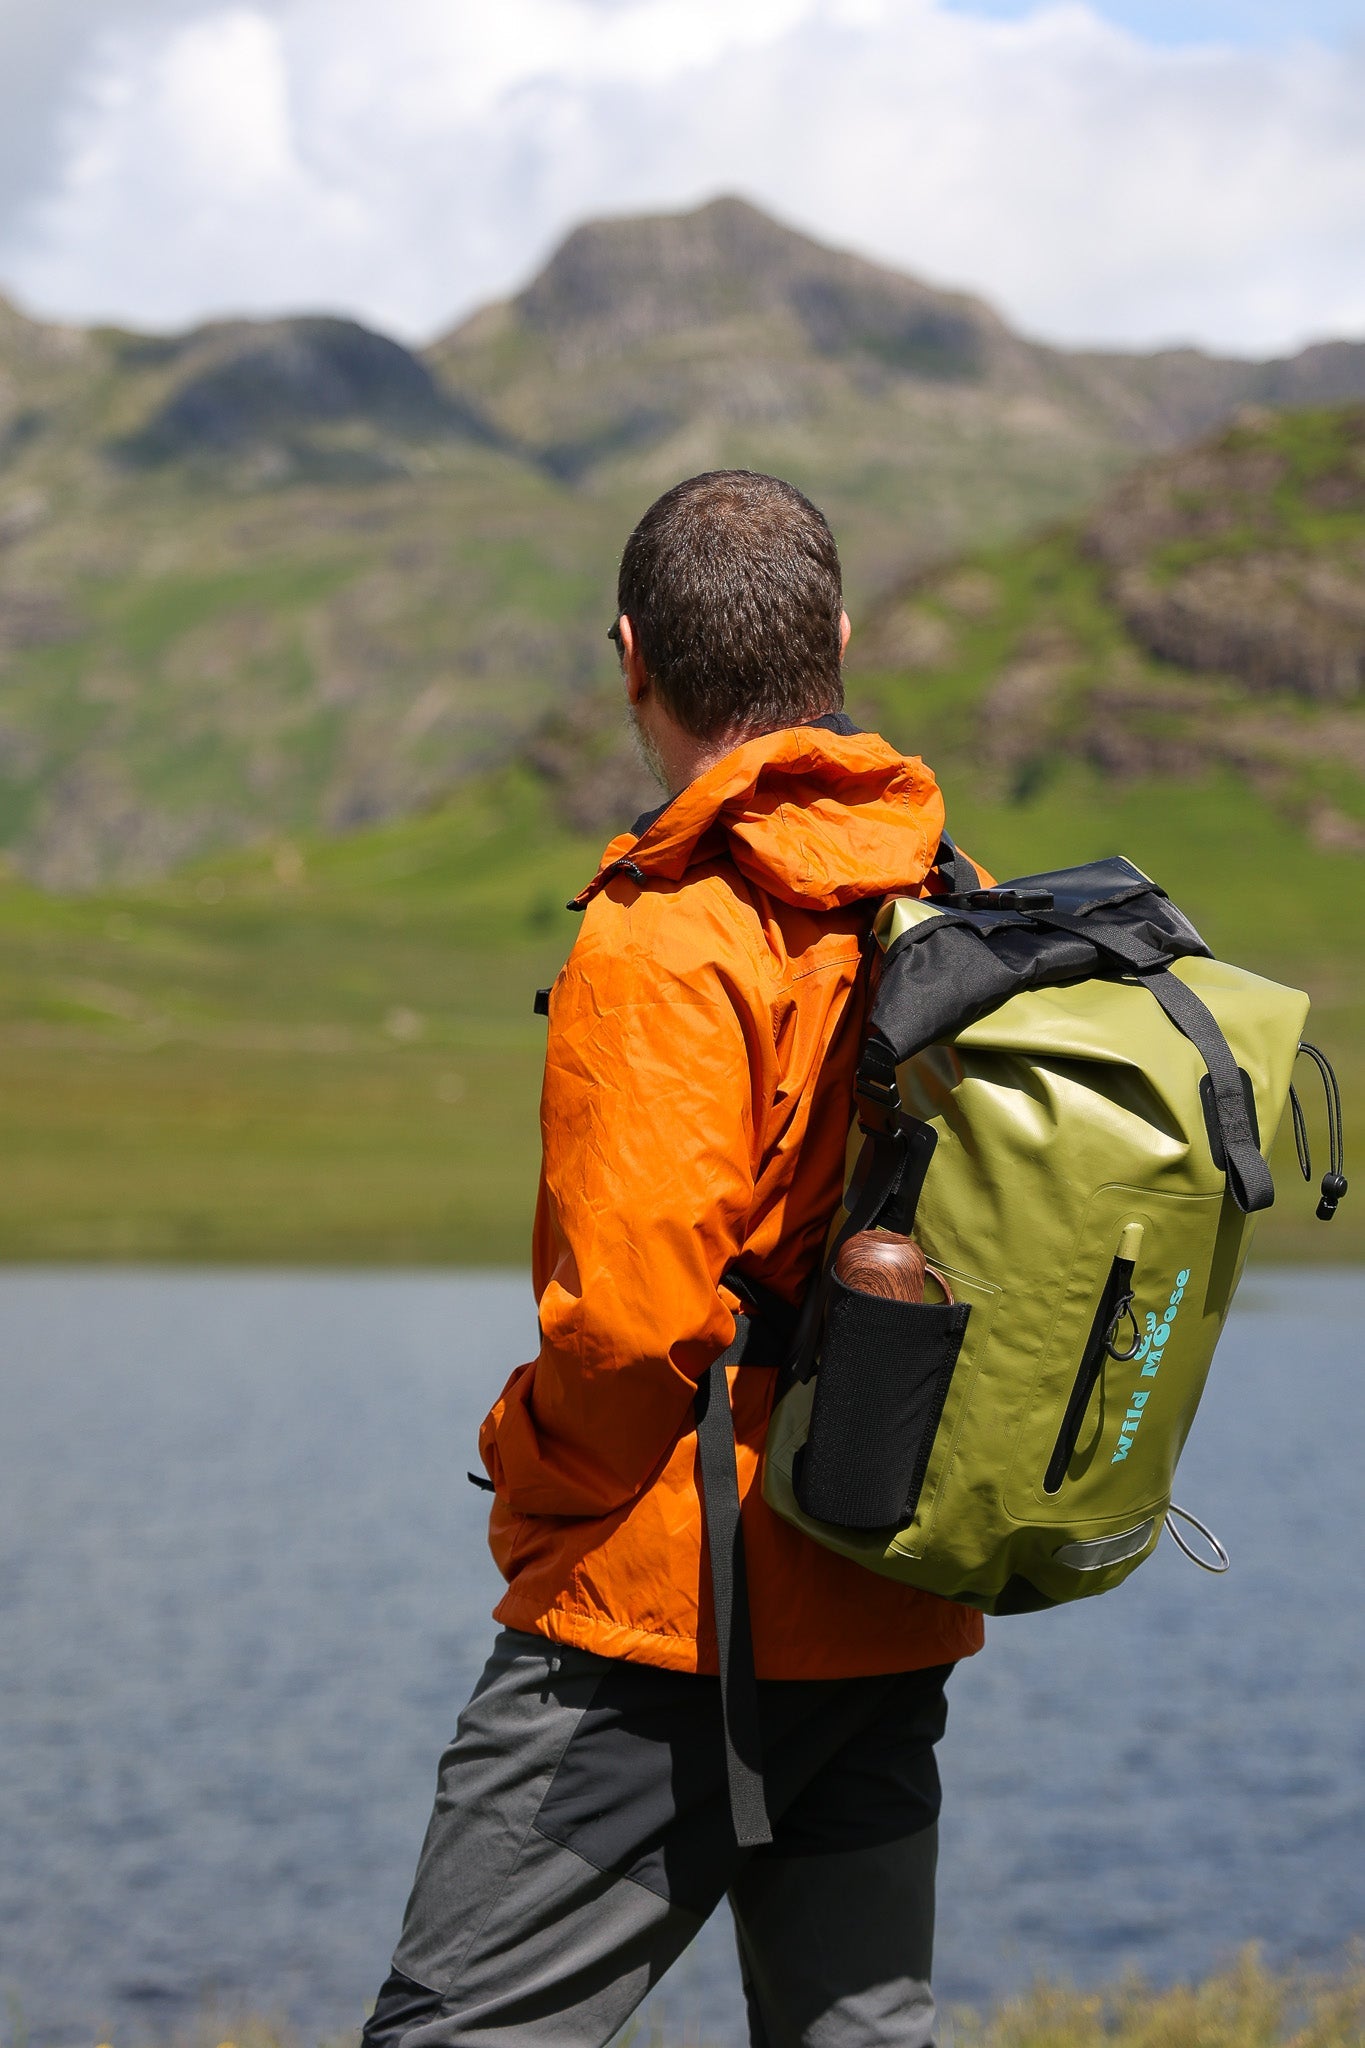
[1165,1503,1231,1573]
[1167,1041,1347,1576]
[1289,1041,1348,1221]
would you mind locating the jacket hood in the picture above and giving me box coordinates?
[572,723,946,912]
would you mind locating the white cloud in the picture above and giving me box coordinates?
[1,0,1362,355]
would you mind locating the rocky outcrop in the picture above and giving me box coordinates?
[1085,408,1365,702]
[850,404,1365,854]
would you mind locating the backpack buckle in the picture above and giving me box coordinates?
[964,886,1055,912]
[855,1037,903,1134]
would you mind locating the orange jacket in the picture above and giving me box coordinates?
[479,722,986,1679]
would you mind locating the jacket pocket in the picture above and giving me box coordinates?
[794,1274,972,1531]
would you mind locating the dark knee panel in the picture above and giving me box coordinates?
[362,1968,444,2048]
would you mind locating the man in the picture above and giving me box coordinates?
[362,472,984,2048]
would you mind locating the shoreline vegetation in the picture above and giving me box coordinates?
[33,1949,1365,2048]
[938,1949,1365,2048]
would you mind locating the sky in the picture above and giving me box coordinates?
[0,0,1362,358]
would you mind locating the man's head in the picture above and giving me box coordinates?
[613,471,850,791]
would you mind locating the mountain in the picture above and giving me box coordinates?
[434,196,1365,425]
[429,196,1365,532]
[0,297,611,886]
[2,195,1365,886]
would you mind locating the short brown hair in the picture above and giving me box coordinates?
[617,471,844,740]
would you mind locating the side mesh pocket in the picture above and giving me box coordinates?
[794,1276,971,1531]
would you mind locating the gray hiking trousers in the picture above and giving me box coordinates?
[362,1628,951,2048]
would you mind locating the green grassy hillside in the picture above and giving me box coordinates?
[3,198,1365,889]
[0,398,1359,1266]
[0,736,1357,1266]
[0,774,592,1261]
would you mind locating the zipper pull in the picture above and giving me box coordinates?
[1105,1223,1144,1361]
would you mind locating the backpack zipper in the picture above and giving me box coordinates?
[1043,1224,1143,1495]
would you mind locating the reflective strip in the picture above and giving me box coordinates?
[1052,1519,1156,1571]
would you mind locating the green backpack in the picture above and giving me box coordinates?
[761,852,1346,1614]
[700,850,1345,1848]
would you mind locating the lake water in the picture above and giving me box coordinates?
[2,1269,1363,2045]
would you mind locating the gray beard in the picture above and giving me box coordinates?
[627,704,669,791]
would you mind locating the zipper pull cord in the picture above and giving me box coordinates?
[1290,1041,1347,1221]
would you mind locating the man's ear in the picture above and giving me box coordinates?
[618,615,649,706]
[839,610,851,660]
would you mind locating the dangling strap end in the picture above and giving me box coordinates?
[695,1352,773,1850]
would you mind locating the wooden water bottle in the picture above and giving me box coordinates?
[833,1228,927,1303]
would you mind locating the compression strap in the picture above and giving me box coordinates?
[932,833,981,895]
[1145,969,1275,1214]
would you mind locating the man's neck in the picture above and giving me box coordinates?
[662,731,748,797]
[632,707,749,798]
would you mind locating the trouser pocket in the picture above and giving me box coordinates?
[795,1276,971,1531]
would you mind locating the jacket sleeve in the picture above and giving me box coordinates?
[478,883,768,1518]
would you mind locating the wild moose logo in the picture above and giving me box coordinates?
[1111,1268,1191,1463]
